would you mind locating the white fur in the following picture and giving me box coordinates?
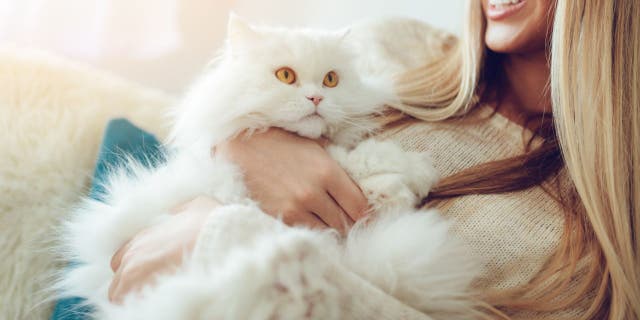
[0,46,174,319]
[329,138,439,212]
[99,205,343,320]
[345,210,479,319]
[58,15,480,320]
[169,14,392,151]
[58,151,249,307]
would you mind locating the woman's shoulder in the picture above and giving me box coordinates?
[379,105,539,177]
[348,17,457,78]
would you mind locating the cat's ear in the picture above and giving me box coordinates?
[227,12,260,51]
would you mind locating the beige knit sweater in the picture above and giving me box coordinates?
[379,105,589,319]
[192,104,588,319]
[383,105,565,290]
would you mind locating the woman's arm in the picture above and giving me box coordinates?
[109,129,369,301]
[108,197,436,320]
[217,128,369,233]
[108,196,220,303]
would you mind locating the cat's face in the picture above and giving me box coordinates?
[170,15,388,149]
[222,15,384,138]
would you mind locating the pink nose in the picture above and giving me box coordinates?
[306,95,324,106]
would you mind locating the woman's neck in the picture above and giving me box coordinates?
[493,50,551,130]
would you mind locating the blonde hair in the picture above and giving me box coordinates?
[391,0,640,319]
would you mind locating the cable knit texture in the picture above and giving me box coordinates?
[377,105,588,319]
[191,104,586,319]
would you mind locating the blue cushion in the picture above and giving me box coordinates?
[50,119,164,320]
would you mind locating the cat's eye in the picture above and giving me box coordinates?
[275,67,296,85]
[323,71,339,88]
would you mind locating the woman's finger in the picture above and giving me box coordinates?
[110,239,132,272]
[170,196,220,215]
[308,192,354,233]
[281,210,326,229]
[306,212,330,230]
[109,258,160,304]
[326,167,369,222]
[108,267,123,303]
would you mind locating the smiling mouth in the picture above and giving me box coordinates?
[487,0,526,20]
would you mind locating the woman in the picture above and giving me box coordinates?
[108,0,640,319]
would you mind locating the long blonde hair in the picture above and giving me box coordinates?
[391,0,640,319]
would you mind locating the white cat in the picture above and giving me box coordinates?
[57,15,480,320]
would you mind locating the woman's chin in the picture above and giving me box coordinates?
[485,28,544,54]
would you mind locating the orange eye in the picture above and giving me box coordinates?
[323,71,339,88]
[275,67,296,85]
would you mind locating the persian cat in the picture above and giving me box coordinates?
[57,15,479,320]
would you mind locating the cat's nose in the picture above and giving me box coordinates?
[306,95,324,106]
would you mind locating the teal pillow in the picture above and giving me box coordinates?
[50,119,165,320]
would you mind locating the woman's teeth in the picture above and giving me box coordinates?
[486,0,525,19]
[489,0,523,7]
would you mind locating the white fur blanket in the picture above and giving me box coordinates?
[0,47,174,319]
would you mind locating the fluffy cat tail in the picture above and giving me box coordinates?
[342,209,482,320]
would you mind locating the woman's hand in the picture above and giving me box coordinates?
[108,196,220,304]
[217,128,368,233]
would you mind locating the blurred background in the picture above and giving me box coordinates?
[0,0,463,94]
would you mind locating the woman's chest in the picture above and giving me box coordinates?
[381,120,566,290]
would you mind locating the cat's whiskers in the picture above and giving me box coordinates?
[321,108,377,133]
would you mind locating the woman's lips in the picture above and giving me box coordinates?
[486,0,527,21]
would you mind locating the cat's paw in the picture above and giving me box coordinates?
[219,230,341,320]
[359,173,417,212]
[333,138,438,210]
[103,231,340,320]
[342,139,411,178]
[398,149,439,199]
